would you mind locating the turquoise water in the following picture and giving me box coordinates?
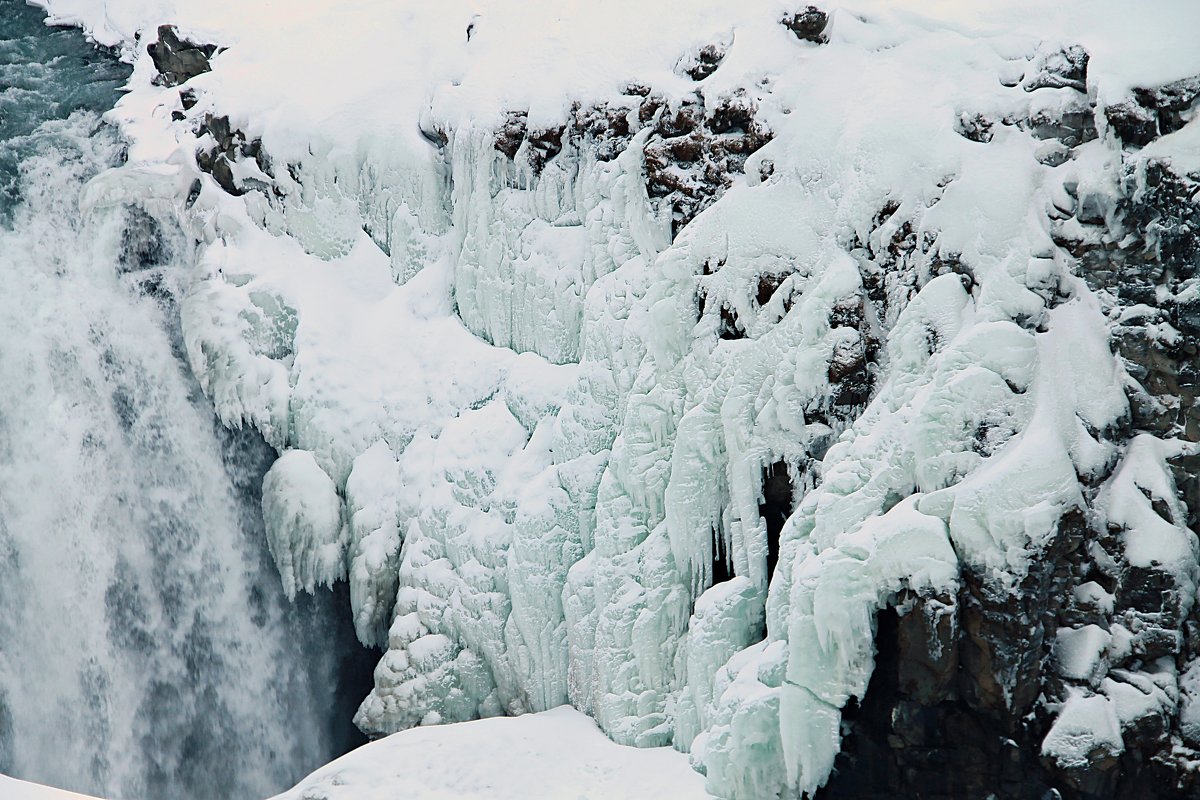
[0,0,129,217]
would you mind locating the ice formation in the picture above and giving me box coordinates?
[31,0,1200,796]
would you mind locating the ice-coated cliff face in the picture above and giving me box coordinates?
[35,0,1200,797]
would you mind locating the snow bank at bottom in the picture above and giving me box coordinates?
[0,776,101,800]
[272,706,714,800]
[0,709,713,800]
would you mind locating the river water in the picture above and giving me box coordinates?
[0,4,368,797]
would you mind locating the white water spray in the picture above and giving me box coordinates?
[0,32,361,799]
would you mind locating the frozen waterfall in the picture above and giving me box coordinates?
[10,1,1200,798]
[0,4,368,798]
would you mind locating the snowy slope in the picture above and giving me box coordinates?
[30,0,1200,797]
[272,706,713,800]
[0,776,101,800]
[4,709,712,800]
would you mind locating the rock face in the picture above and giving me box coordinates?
[145,29,270,198]
[1105,77,1200,148]
[488,87,772,239]
[816,60,1200,800]
[192,112,271,197]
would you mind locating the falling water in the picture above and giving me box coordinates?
[0,4,370,798]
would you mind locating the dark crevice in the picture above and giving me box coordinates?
[760,460,794,581]
[711,525,734,586]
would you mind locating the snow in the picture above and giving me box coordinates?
[1054,625,1112,684]
[27,0,1200,796]
[1074,581,1115,615]
[1142,118,1200,177]
[262,449,346,599]
[1041,690,1124,769]
[1099,435,1199,583]
[1103,667,1175,736]
[1182,662,1200,747]
[272,706,714,800]
[0,776,100,800]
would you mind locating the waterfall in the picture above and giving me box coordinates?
[0,4,369,798]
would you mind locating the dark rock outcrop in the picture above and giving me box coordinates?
[1105,75,1200,147]
[495,88,772,239]
[189,111,273,197]
[641,91,771,236]
[822,511,1199,800]
[148,25,216,87]
[782,7,830,45]
[679,44,726,81]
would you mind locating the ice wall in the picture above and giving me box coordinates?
[40,0,1200,797]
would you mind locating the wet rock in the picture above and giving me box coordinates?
[758,462,793,579]
[896,593,958,705]
[1049,744,1121,799]
[957,113,994,143]
[147,25,216,87]
[1105,74,1200,147]
[184,178,202,209]
[118,206,166,272]
[490,112,567,174]
[819,602,1054,800]
[419,117,449,148]
[643,93,771,236]
[570,102,634,161]
[210,155,245,197]
[524,125,565,173]
[1133,76,1200,137]
[816,504,1200,800]
[716,302,743,340]
[191,113,271,197]
[782,6,829,44]
[487,90,768,236]
[1029,105,1097,148]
